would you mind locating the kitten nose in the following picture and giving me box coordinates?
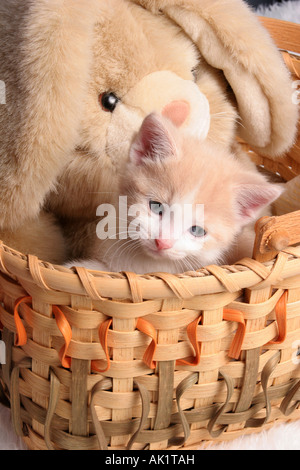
[155,239,174,251]
[162,100,190,127]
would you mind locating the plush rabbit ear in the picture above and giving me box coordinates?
[136,0,298,158]
[0,0,99,229]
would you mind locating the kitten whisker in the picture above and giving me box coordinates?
[103,237,135,260]
[107,239,141,271]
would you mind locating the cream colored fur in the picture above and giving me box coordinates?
[0,0,297,262]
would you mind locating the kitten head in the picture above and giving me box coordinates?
[120,113,283,269]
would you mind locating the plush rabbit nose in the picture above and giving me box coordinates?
[119,71,210,140]
[162,100,190,127]
[155,239,174,251]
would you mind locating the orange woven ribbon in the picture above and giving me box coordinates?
[223,308,246,360]
[15,295,284,371]
[176,309,246,363]
[136,318,157,369]
[135,309,246,368]
[14,298,73,369]
[268,290,288,345]
[136,316,203,369]
[92,318,113,373]
[13,296,32,346]
[52,305,72,369]
[176,316,202,366]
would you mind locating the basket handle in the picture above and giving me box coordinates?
[259,18,300,80]
[253,209,300,262]
[259,17,300,55]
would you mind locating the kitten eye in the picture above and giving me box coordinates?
[99,92,119,112]
[149,200,164,216]
[189,226,206,237]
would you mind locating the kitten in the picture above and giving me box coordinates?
[66,113,283,274]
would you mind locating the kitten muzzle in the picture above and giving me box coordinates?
[155,238,174,251]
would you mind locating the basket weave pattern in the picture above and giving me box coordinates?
[0,18,300,450]
[0,247,300,449]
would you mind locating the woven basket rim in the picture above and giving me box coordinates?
[0,240,299,301]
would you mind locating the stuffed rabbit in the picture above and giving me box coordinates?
[0,0,297,263]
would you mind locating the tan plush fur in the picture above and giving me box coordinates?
[0,1,99,225]
[0,212,66,265]
[0,0,100,261]
[0,0,297,263]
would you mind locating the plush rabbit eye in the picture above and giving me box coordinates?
[149,200,164,216]
[99,92,119,112]
[189,226,206,237]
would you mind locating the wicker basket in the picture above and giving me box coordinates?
[0,17,300,451]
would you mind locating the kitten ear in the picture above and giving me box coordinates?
[235,182,284,226]
[130,113,178,165]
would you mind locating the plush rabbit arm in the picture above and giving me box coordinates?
[0,0,98,229]
[133,0,298,157]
